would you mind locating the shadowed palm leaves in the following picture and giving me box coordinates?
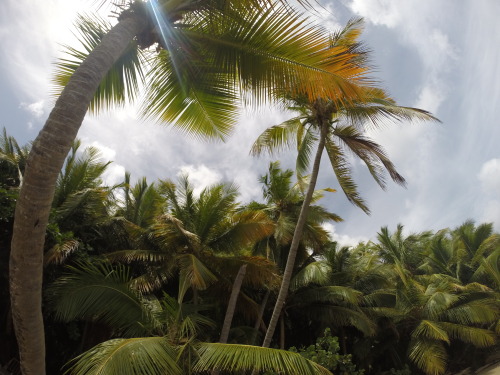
[48,261,333,375]
[368,225,499,375]
[398,277,498,375]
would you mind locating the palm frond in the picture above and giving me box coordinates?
[250,117,302,156]
[408,338,447,375]
[46,261,157,337]
[439,322,496,348]
[324,137,369,213]
[44,239,80,266]
[53,13,144,113]
[194,342,332,375]
[296,125,318,176]
[66,337,181,375]
[291,261,331,290]
[411,320,450,344]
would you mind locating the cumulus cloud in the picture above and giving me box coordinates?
[19,100,45,118]
[478,158,500,194]
[178,165,222,196]
[322,222,368,247]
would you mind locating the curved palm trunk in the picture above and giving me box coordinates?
[262,121,328,347]
[9,15,146,375]
[219,264,247,343]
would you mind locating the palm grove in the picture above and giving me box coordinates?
[2,0,498,374]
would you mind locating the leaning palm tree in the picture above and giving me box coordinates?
[247,162,341,346]
[251,20,439,347]
[9,2,371,372]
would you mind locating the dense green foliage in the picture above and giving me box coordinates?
[1,129,498,374]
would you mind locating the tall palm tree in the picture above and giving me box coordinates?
[247,162,341,345]
[252,19,439,346]
[9,2,370,372]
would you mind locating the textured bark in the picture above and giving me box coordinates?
[219,264,247,344]
[9,15,146,375]
[262,121,328,348]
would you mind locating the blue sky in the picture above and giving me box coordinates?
[1,0,499,245]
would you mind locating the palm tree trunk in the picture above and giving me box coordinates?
[251,289,270,344]
[262,121,328,347]
[279,313,285,349]
[219,264,247,344]
[9,15,146,375]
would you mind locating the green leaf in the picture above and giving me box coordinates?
[66,337,181,375]
[194,342,332,375]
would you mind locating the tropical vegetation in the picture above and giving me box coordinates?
[1,129,498,375]
[4,1,497,375]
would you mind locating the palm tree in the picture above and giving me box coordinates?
[108,175,278,344]
[247,162,341,346]
[252,19,439,347]
[10,2,370,372]
[396,276,498,375]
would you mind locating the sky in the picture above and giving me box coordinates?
[1,0,499,246]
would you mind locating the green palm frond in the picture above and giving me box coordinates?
[292,285,363,306]
[185,4,370,103]
[291,261,331,290]
[296,126,318,176]
[178,253,218,291]
[439,322,496,347]
[332,125,406,189]
[142,48,238,140]
[54,140,111,209]
[296,304,376,336]
[472,248,500,288]
[46,261,159,337]
[412,320,450,344]
[194,342,332,375]
[250,117,302,156]
[442,298,499,324]
[324,136,369,213]
[408,338,447,375]
[341,87,440,130]
[422,291,460,320]
[212,210,274,252]
[66,337,181,375]
[53,13,145,113]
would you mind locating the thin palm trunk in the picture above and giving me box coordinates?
[252,289,270,344]
[219,264,247,344]
[262,121,328,347]
[9,15,146,375]
[279,313,285,349]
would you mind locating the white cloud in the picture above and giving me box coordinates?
[89,141,117,162]
[103,163,126,187]
[178,165,222,196]
[19,100,45,118]
[478,159,500,195]
[322,222,367,247]
[348,0,400,27]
